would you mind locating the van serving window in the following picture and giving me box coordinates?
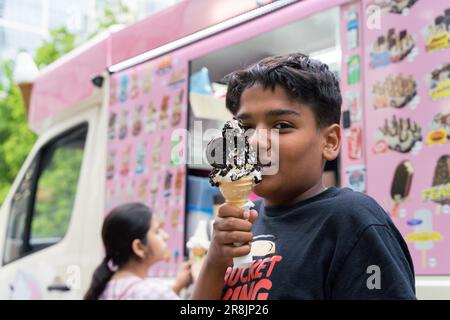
[2,123,88,265]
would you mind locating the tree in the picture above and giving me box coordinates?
[34,27,76,68]
[0,61,37,204]
[0,4,132,206]
[32,143,84,239]
[92,2,131,36]
[0,26,77,205]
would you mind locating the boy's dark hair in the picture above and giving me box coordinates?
[225,53,342,128]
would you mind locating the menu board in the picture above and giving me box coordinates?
[105,54,188,277]
[340,1,367,194]
[340,0,450,275]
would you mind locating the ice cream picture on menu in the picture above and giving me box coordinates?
[206,118,262,267]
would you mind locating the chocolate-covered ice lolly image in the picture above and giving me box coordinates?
[206,118,262,267]
[390,160,414,218]
[432,155,450,190]
[432,155,450,213]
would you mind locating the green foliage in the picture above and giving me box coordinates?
[22,4,131,239]
[1,4,131,221]
[0,26,77,205]
[0,61,37,205]
[1,1,134,202]
[34,27,76,69]
[32,147,84,239]
[94,3,130,35]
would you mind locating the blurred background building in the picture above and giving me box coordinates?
[0,0,180,61]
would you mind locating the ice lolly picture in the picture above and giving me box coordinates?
[171,208,180,229]
[150,172,160,206]
[422,160,450,211]
[390,160,414,218]
[206,118,262,267]
[432,155,450,213]
[348,127,362,160]
[108,112,116,140]
[406,209,442,269]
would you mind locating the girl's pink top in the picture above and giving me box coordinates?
[99,276,179,300]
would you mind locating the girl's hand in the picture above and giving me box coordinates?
[172,261,193,294]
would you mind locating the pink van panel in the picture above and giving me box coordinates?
[110,0,273,65]
[28,37,110,126]
[28,0,272,127]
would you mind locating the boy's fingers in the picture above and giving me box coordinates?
[220,244,252,258]
[248,209,258,224]
[218,204,246,219]
[215,230,253,245]
[218,205,259,222]
[213,217,253,232]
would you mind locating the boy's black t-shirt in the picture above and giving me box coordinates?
[221,187,416,300]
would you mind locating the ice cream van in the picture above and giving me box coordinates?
[1,0,449,300]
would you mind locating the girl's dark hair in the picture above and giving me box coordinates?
[225,53,342,128]
[84,202,152,300]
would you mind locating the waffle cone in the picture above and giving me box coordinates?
[219,176,253,208]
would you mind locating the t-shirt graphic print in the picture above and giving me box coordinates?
[222,234,282,300]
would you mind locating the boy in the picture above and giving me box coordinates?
[192,53,416,300]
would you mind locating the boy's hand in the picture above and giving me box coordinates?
[206,204,258,268]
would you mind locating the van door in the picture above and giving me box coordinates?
[0,107,98,299]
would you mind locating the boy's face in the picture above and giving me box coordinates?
[236,85,340,206]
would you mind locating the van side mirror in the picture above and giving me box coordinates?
[91,75,104,88]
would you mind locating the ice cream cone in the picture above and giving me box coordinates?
[206,119,262,268]
[192,247,207,261]
[219,176,254,268]
[219,176,254,208]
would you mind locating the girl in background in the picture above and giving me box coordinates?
[84,202,191,300]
